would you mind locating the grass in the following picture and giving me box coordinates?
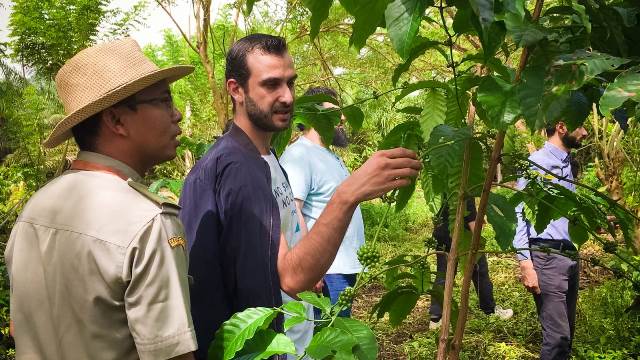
[354,194,640,359]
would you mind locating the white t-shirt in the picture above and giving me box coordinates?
[280,136,364,274]
[262,153,314,357]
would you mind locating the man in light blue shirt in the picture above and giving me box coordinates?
[513,120,588,360]
[280,87,364,317]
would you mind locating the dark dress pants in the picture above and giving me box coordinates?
[531,249,579,360]
[429,251,496,320]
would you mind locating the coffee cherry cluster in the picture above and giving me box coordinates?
[424,236,437,250]
[381,192,397,204]
[358,244,381,268]
[337,287,355,308]
[415,258,429,271]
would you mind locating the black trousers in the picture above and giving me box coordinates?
[531,249,579,360]
[429,246,496,320]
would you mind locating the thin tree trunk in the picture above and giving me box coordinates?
[436,96,477,360]
[157,0,229,130]
[448,0,545,358]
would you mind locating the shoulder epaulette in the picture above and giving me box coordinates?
[128,180,181,211]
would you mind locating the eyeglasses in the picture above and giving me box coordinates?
[129,95,175,112]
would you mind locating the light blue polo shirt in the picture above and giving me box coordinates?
[280,136,364,274]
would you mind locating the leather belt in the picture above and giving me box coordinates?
[529,238,577,253]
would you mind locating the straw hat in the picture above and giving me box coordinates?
[43,37,194,148]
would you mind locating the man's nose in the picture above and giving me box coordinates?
[173,107,183,123]
[280,86,294,106]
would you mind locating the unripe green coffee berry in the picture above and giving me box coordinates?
[357,244,381,268]
[336,287,355,308]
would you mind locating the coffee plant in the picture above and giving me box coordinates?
[206,0,640,359]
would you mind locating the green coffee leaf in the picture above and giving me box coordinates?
[394,80,448,104]
[271,124,292,157]
[599,71,640,118]
[234,329,296,359]
[333,318,378,360]
[419,89,446,141]
[378,120,421,150]
[209,307,277,360]
[294,103,340,146]
[342,104,365,132]
[282,300,307,318]
[568,220,589,248]
[501,12,546,48]
[385,0,430,60]
[476,75,520,130]
[486,192,517,250]
[371,284,420,326]
[303,0,334,40]
[339,0,389,50]
[245,0,259,15]
[306,327,357,359]
[392,38,444,85]
[297,291,332,315]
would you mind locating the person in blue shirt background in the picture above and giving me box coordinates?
[514,120,588,360]
[280,86,365,318]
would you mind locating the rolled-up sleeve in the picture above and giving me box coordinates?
[123,214,197,360]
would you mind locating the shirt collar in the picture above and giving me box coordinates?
[76,151,143,182]
[227,122,263,157]
[543,141,571,164]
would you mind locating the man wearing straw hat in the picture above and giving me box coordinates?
[5,38,197,359]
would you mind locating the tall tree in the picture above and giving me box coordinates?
[156,0,242,130]
[9,0,147,79]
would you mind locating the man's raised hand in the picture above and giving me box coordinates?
[337,148,422,204]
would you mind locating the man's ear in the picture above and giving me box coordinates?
[101,107,129,137]
[227,79,244,105]
[556,121,568,135]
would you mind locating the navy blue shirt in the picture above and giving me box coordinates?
[179,124,283,359]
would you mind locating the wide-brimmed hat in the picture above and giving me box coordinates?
[43,37,194,148]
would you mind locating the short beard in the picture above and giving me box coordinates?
[561,132,582,149]
[245,93,290,132]
[331,127,348,148]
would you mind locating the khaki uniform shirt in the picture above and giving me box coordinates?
[5,151,197,360]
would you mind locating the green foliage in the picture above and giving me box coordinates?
[599,70,640,118]
[303,0,333,40]
[209,307,283,360]
[371,284,420,326]
[282,301,307,332]
[306,327,357,359]
[476,75,520,130]
[392,38,445,86]
[8,0,146,78]
[485,192,517,250]
[385,0,430,60]
[332,318,378,359]
[419,89,446,140]
[338,0,390,50]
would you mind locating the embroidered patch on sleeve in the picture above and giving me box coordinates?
[168,236,186,249]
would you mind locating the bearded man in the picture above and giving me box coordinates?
[513,120,588,360]
[179,34,422,359]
